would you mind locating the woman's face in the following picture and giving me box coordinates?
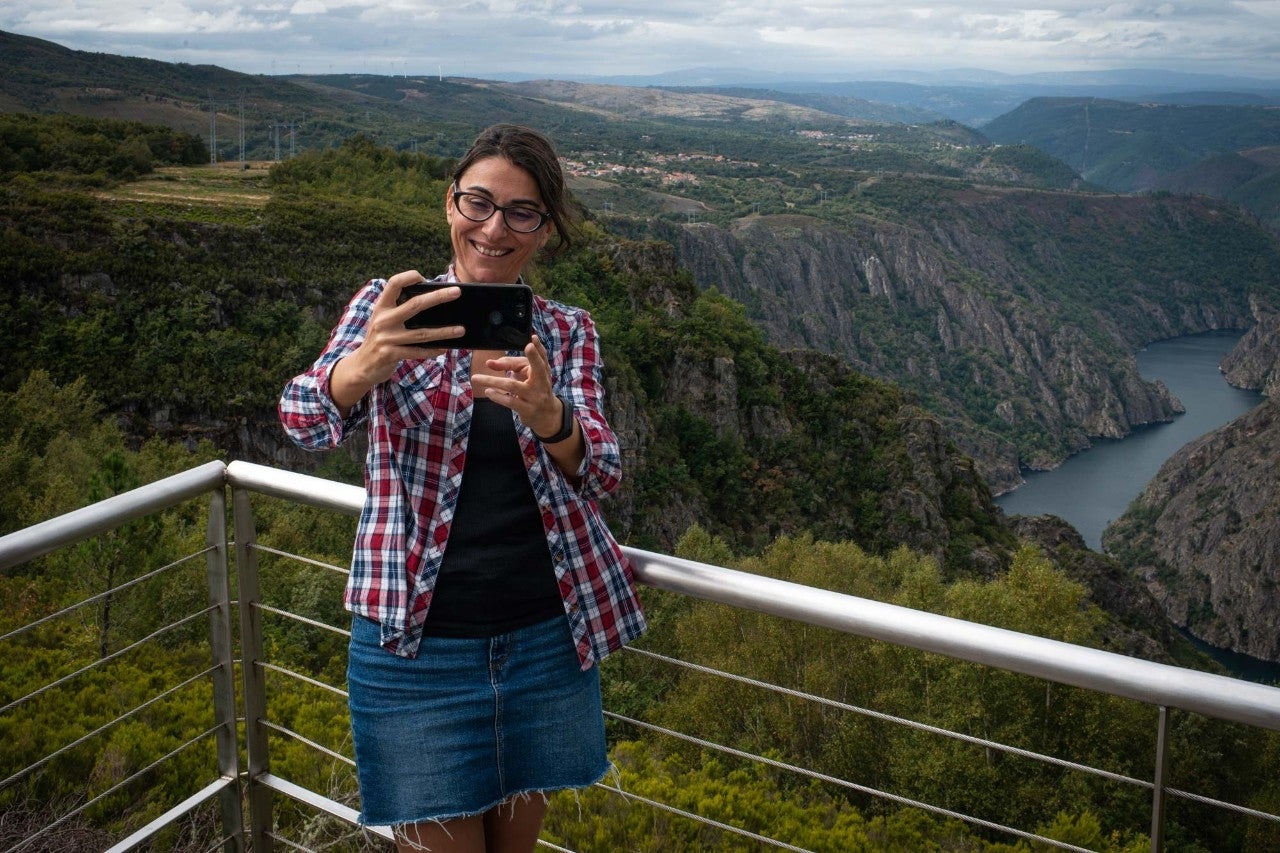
[446,156,552,284]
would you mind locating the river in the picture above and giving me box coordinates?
[995,330,1265,551]
[995,330,1276,683]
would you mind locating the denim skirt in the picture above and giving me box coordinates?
[346,613,608,827]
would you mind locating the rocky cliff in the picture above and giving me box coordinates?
[645,190,1280,493]
[1102,400,1280,663]
[1222,297,1280,398]
[570,240,1016,573]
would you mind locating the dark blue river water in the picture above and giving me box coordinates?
[995,330,1276,683]
[995,330,1264,550]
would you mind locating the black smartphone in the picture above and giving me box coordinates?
[397,282,534,350]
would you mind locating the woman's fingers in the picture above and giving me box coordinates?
[373,274,467,349]
[376,269,425,311]
[474,337,561,435]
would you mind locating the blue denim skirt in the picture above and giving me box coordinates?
[347,614,608,827]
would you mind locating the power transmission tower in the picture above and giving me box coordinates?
[205,97,218,164]
[266,114,304,161]
[238,97,246,168]
[271,120,282,162]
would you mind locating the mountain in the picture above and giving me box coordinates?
[572,65,1280,94]
[0,30,600,161]
[1103,399,1280,663]
[0,31,1002,162]
[659,86,942,125]
[1152,147,1280,231]
[568,68,1280,126]
[982,97,1280,192]
[0,146,1016,579]
[4,33,1274,680]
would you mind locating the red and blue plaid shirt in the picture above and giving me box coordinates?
[279,272,646,667]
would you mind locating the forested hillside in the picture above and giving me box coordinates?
[1152,146,1280,232]
[982,97,1280,228]
[1,123,1011,573]
[1,27,1187,496]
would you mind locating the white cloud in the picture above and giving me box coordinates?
[4,1,1278,78]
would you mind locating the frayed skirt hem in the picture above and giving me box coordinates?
[359,760,612,831]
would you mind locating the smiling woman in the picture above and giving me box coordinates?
[446,157,554,283]
[278,124,646,853]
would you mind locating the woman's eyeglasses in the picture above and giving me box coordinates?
[452,188,550,233]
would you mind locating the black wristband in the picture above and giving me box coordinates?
[535,395,575,444]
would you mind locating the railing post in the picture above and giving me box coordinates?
[206,486,245,851]
[233,486,274,852]
[1150,706,1170,852]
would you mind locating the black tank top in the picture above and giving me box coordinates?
[422,399,564,637]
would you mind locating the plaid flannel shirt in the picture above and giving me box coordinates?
[279,273,646,667]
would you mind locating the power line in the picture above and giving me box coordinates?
[200,94,220,164]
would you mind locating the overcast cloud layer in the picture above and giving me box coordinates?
[5,1,1279,81]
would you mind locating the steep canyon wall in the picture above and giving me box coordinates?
[658,191,1279,493]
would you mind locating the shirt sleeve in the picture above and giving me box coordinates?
[557,307,624,502]
[278,279,382,450]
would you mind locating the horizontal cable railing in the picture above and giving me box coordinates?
[3,459,1280,850]
[0,462,240,852]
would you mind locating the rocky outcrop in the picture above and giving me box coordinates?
[1010,515,1180,663]
[1222,297,1280,398]
[1102,400,1280,663]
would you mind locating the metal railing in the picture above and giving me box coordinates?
[1,460,1279,851]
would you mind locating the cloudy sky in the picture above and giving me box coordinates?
[6,1,1280,82]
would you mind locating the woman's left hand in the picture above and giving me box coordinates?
[471,335,565,439]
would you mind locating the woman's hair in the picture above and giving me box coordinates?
[451,124,578,255]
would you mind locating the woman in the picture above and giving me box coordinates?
[279,124,646,852]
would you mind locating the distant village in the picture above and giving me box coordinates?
[562,150,759,186]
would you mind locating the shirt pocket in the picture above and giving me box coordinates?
[385,359,449,430]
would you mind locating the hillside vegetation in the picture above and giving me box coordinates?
[0,30,1079,189]
[1153,146,1280,231]
[0,112,206,181]
[983,97,1280,228]
[627,178,1280,490]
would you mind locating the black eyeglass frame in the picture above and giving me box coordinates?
[450,186,551,233]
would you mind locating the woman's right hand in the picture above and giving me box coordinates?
[329,270,463,413]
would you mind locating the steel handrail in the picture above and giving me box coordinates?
[0,460,227,571]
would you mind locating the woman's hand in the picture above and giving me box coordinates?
[330,270,463,413]
[471,335,560,434]
[472,335,585,477]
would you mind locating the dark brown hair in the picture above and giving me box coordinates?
[451,124,578,255]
